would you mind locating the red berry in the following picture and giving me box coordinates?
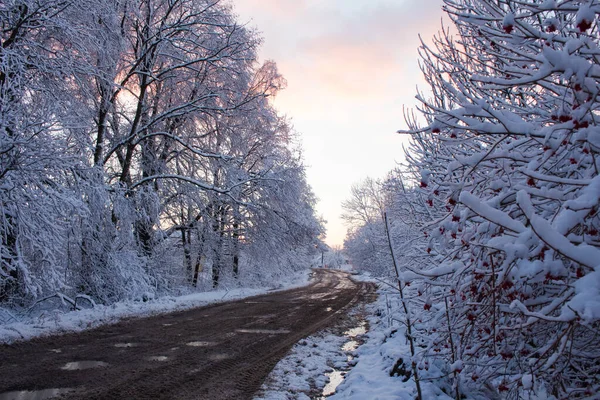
[501,280,514,290]
[503,24,513,34]
[577,19,592,32]
[559,115,572,122]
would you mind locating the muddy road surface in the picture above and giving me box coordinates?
[0,270,375,400]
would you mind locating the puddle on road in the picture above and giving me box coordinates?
[186,341,216,347]
[0,388,73,400]
[147,356,169,362]
[114,342,138,348]
[342,340,359,352]
[61,361,109,371]
[321,370,345,397]
[319,321,368,398]
[236,329,290,334]
[162,323,174,327]
[48,349,61,354]
[344,324,366,337]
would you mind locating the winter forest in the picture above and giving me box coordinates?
[343,0,600,398]
[2,0,600,399]
[0,0,323,304]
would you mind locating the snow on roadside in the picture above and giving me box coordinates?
[0,269,312,345]
[328,275,559,400]
[255,268,371,400]
[255,332,349,400]
[255,271,454,400]
[329,286,453,400]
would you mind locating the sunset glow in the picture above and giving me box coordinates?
[232,0,445,246]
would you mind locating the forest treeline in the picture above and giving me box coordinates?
[344,0,600,398]
[0,0,323,307]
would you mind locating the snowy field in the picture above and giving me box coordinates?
[0,270,312,345]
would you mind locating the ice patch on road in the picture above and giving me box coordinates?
[0,388,73,400]
[61,361,109,371]
[186,341,216,347]
[114,342,138,348]
[147,356,168,362]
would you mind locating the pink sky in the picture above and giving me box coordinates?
[232,0,446,246]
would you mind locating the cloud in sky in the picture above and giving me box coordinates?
[232,0,446,246]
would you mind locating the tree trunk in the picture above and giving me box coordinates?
[232,207,240,279]
[384,212,423,400]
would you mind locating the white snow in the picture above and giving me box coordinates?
[255,332,348,400]
[326,280,453,400]
[522,374,533,390]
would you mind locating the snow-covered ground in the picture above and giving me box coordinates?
[0,269,312,345]
[257,271,562,400]
[329,285,454,400]
[256,272,456,400]
[255,330,350,400]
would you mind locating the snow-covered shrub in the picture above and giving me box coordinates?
[402,0,600,397]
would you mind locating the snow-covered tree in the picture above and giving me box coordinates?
[0,0,323,306]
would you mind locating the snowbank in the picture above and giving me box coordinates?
[0,269,312,345]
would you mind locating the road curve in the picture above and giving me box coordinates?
[0,269,376,400]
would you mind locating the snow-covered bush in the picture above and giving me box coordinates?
[402,0,600,397]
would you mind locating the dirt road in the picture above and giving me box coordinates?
[0,270,375,400]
